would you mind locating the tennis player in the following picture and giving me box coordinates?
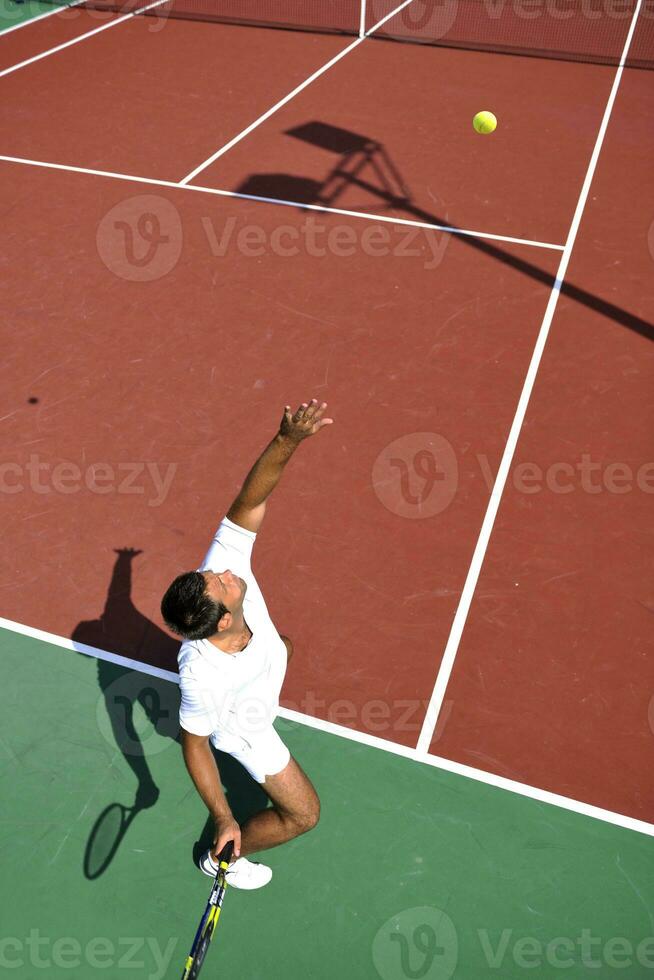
[161,399,333,889]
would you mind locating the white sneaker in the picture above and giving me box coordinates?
[198,851,272,890]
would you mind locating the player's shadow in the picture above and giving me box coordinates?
[233,120,654,343]
[72,547,267,879]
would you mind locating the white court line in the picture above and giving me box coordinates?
[0,0,84,36]
[179,0,416,184]
[416,0,646,755]
[0,153,565,251]
[0,0,644,836]
[179,35,367,184]
[359,0,367,39]
[1,614,652,839]
[0,0,166,79]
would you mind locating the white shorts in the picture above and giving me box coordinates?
[211,725,290,784]
[209,638,290,784]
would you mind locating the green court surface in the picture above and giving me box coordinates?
[1,625,653,979]
[0,0,60,31]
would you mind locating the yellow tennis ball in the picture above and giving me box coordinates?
[473,111,497,134]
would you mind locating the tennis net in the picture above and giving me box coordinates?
[48,0,654,67]
[368,0,654,67]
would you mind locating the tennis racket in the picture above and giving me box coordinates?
[181,842,233,980]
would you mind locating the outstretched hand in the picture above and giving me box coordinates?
[280,399,334,443]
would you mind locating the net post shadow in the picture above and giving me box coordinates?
[233,120,653,343]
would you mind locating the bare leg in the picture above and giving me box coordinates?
[280,634,294,665]
[239,755,319,857]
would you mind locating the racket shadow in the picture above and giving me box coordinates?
[83,777,160,880]
[83,802,135,880]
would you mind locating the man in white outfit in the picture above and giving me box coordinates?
[161,399,333,889]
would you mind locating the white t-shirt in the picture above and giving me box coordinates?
[177,517,287,748]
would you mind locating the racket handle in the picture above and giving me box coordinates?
[218,841,234,866]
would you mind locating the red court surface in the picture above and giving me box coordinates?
[0,158,561,735]
[1,2,652,834]
[191,39,615,246]
[0,7,124,72]
[0,18,347,178]
[430,64,654,822]
[3,14,618,245]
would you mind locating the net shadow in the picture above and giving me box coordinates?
[233,120,653,344]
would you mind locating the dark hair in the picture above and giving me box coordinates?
[160,571,228,641]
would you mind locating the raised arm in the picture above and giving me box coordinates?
[226,399,334,534]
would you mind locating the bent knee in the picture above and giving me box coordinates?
[286,795,320,836]
[305,796,321,831]
[294,802,320,835]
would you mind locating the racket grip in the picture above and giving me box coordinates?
[218,841,234,867]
